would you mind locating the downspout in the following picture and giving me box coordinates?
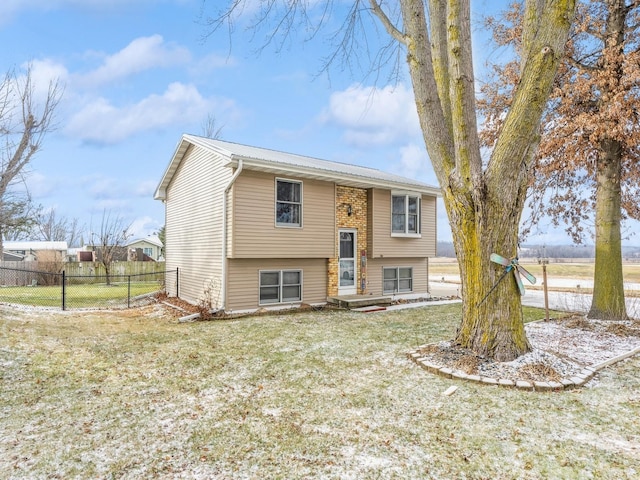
[221,158,243,312]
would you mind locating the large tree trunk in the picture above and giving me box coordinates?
[451,198,531,361]
[589,140,628,319]
[375,0,576,360]
[588,1,628,320]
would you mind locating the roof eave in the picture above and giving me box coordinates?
[226,156,442,197]
[154,136,193,201]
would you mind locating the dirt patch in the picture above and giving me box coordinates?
[517,363,562,382]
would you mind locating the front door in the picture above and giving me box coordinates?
[338,230,357,295]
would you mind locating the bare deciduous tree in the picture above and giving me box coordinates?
[0,64,63,255]
[90,210,131,286]
[0,187,40,241]
[480,0,640,320]
[202,0,577,360]
[201,113,224,139]
[35,208,84,247]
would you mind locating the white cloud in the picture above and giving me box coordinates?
[127,216,162,238]
[77,35,191,87]
[134,180,159,197]
[65,82,235,143]
[25,171,60,198]
[321,83,421,147]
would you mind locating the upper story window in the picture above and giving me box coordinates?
[391,193,421,236]
[276,179,302,227]
[143,247,153,257]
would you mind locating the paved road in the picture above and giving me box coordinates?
[428,280,640,318]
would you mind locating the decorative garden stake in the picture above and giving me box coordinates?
[478,254,537,307]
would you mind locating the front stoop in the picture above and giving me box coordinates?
[327,294,393,309]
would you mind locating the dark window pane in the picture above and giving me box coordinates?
[392,214,405,233]
[282,285,301,301]
[384,268,397,280]
[260,272,280,286]
[277,180,301,202]
[392,196,405,214]
[282,271,300,285]
[339,232,354,258]
[276,203,300,225]
[383,279,397,293]
[259,286,279,303]
[289,204,300,225]
[408,215,417,233]
[408,197,418,213]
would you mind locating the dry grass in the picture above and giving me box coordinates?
[1,303,639,479]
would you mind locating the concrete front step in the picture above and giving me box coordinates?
[327,294,393,309]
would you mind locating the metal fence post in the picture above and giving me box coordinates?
[62,270,66,311]
[127,275,131,308]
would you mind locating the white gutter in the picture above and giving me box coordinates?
[220,158,243,312]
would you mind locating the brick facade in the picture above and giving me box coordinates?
[327,186,368,296]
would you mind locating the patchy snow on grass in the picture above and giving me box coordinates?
[1,303,639,479]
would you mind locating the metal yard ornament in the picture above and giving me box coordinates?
[478,253,537,307]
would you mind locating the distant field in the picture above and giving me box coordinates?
[429,260,640,283]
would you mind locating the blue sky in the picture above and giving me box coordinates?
[2,0,637,246]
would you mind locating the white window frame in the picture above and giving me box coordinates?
[391,191,421,237]
[383,267,413,294]
[275,178,303,228]
[259,269,303,305]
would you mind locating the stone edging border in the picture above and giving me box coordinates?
[407,344,640,392]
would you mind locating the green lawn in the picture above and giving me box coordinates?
[0,281,162,308]
[1,303,637,479]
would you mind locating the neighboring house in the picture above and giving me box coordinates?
[127,235,164,261]
[155,134,441,312]
[3,241,68,262]
[74,245,129,263]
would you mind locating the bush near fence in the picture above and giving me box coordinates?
[0,262,176,310]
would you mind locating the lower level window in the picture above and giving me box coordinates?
[383,267,413,294]
[259,270,302,305]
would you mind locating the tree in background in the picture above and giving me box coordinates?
[34,208,84,247]
[480,0,640,320]
[90,210,131,286]
[0,64,63,256]
[203,0,577,360]
[0,189,39,241]
[201,113,224,139]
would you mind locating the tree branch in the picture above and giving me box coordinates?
[368,0,406,45]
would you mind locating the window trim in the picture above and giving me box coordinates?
[391,191,421,237]
[275,178,303,228]
[259,269,303,305]
[382,266,413,294]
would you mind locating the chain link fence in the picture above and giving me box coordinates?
[0,265,179,310]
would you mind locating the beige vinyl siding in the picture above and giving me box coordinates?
[230,170,335,258]
[226,258,327,311]
[165,145,231,307]
[366,257,428,296]
[367,189,436,258]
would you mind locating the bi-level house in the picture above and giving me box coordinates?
[155,134,441,312]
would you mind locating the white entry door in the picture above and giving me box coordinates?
[338,230,357,295]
